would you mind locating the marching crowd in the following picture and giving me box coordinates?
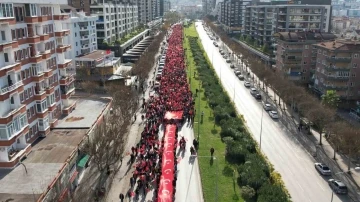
[127,24,194,202]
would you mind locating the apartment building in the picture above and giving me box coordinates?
[244,5,331,48]
[90,1,138,45]
[274,31,336,82]
[218,0,251,33]
[137,0,153,24]
[164,1,171,13]
[313,39,360,101]
[0,0,75,168]
[60,8,98,75]
[68,0,92,15]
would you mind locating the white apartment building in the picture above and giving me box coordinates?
[0,0,75,168]
[90,1,138,45]
[137,0,153,24]
[60,8,98,75]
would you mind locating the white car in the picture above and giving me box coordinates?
[263,103,272,111]
[269,111,279,119]
[234,71,241,76]
[237,75,244,80]
[315,163,331,175]
[328,179,348,194]
[250,88,258,95]
[244,81,251,88]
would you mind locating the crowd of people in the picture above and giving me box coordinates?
[127,24,194,202]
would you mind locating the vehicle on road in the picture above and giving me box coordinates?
[254,93,262,100]
[328,179,348,194]
[263,103,272,111]
[244,81,251,87]
[220,51,225,55]
[223,55,228,59]
[230,64,235,68]
[213,42,218,47]
[237,75,244,80]
[250,88,258,95]
[234,71,241,76]
[268,111,279,119]
[226,59,231,63]
[315,163,331,176]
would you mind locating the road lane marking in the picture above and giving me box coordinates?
[305,166,312,175]
[296,181,304,192]
[316,181,325,191]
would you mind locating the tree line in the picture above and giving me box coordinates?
[203,17,360,170]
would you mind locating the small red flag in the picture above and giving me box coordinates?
[106,49,111,55]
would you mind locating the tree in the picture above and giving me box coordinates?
[306,106,335,145]
[328,121,348,160]
[336,127,360,171]
[257,182,290,202]
[321,90,340,108]
[241,185,256,201]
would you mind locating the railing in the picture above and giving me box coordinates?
[326,56,352,62]
[0,81,23,95]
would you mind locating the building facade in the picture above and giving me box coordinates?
[0,0,75,168]
[90,1,138,45]
[313,39,360,101]
[274,31,336,82]
[137,0,153,24]
[244,4,331,48]
[61,9,98,75]
[164,1,171,13]
[219,0,251,33]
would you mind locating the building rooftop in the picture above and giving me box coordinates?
[76,50,114,60]
[55,98,110,129]
[314,40,360,51]
[0,97,110,202]
[96,57,121,67]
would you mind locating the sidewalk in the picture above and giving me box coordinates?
[226,48,360,201]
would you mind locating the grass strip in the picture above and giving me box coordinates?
[184,23,291,202]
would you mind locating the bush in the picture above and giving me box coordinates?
[237,162,268,190]
[222,136,234,144]
[225,141,247,164]
[241,185,256,201]
[257,182,290,202]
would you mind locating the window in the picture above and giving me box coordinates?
[14,6,25,22]
[25,133,29,141]
[350,82,354,87]
[353,63,358,68]
[354,54,359,58]
[27,109,30,118]
[24,90,28,99]
[30,106,35,116]
[304,45,309,49]
[4,53,9,62]
[20,92,24,102]
[36,99,48,113]
[352,73,356,77]
[304,61,307,64]
[0,3,14,18]
[30,4,37,16]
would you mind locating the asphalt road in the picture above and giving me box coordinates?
[195,22,348,202]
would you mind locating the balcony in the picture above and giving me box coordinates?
[39,34,50,41]
[24,16,39,23]
[325,75,349,81]
[5,144,32,168]
[323,84,348,90]
[324,65,351,72]
[29,55,43,63]
[0,17,16,25]
[0,105,26,125]
[284,48,302,53]
[0,41,18,52]
[53,14,70,21]
[326,56,352,63]
[27,36,41,44]
[55,30,70,38]
[58,59,72,69]
[61,87,75,100]
[34,88,47,101]
[56,44,71,53]
[80,35,89,40]
[0,81,23,95]
[81,44,89,49]
[41,50,52,60]
[60,75,75,85]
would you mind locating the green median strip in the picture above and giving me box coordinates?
[184,23,291,202]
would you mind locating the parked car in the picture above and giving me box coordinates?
[234,71,241,76]
[244,81,251,87]
[263,103,272,111]
[250,88,258,95]
[237,75,245,80]
[213,42,218,47]
[220,51,225,55]
[226,59,231,63]
[230,64,235,68]
[254,93,262,100]
[269,111,279,119]
[315,163,331,176]
[328,179,348,194]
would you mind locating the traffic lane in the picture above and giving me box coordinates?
[196,22,346,202]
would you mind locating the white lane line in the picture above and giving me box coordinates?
[297,181,304,192]
[316,181,325,191]
[305,166,312,175]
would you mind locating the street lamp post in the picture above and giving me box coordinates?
[330,167,360,202]
[259,107,264,150]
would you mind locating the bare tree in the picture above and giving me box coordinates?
[306,105,335,145]
[328,121,348,160]
[336,127,360,171]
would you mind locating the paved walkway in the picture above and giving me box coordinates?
[218,42,360,201]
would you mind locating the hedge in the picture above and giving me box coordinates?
[187,35,291,202]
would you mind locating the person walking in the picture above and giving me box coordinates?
[119,193,124,202]
[210,147,214,157]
